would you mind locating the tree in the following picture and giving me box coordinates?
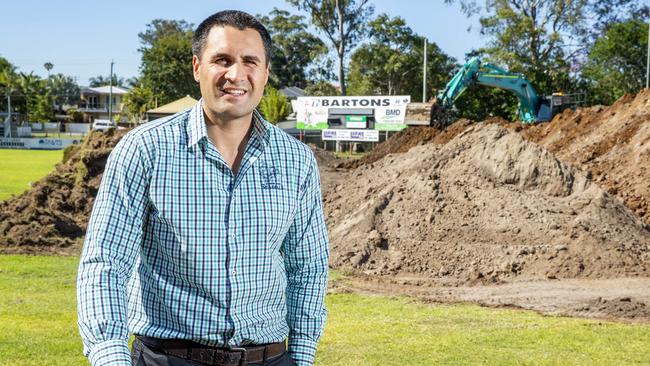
[582,18,649,105]
[258,86,291,123]
[89,74,126,87]
[28,90,55,122]
[304,80,338,96]
[287,0,374,95]
[138,19,198,105]
[0,57,18,113]
[122,85,156,123]
[258,8,328,89]
[48,73,80,108]
[449,0,590,95]
[43,62,53,78]
[347,14,456,100]
[138,19,193,50]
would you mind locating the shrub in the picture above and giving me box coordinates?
[258,86,290,124]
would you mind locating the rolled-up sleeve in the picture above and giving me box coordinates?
[76,133,151,366]
[283,154,330,366]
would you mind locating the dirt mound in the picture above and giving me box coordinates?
[339,119,473,169]
[325,123,650,284]
[572,297,650,320]
[514,89,650,225]
[0,130,126,254]
[309,143,339,169]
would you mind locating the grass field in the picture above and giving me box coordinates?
[0,149,63,201]
[1,255,649,366]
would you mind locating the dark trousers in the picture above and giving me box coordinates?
[131,337,297,366]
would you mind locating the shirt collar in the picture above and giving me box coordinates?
[186,99,271,148]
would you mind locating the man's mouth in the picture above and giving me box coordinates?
[220,87,247,96]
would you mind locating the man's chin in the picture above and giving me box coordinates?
[204,104,255,123]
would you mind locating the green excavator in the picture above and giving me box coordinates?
[432,57,580,127]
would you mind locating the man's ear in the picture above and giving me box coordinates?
[192,55,200,82]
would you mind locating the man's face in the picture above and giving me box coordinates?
[193,25,269,122]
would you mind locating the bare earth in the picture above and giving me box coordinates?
[2,91,649,323]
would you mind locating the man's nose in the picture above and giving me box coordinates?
[224,62,245,82]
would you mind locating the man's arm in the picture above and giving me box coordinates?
[77,133,151,366]
[283,154,330,366]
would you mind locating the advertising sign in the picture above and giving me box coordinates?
[0,137,81,150]
[345,116,367,129]
[322,129,379,142]
[295,95,410,131]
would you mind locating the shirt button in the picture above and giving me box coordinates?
[231,270,236,275]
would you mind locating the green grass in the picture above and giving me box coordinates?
[0,149,63,200]
[1,255,649,365]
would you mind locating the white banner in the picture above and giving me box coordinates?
[0,137,81,150]
[322,129,379,142]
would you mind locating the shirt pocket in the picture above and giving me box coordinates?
[262,185,298,251]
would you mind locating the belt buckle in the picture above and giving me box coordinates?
[226,347,247,366]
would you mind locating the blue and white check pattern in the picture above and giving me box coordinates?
[77,100,329,366]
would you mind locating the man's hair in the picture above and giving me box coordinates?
[192,10,272,66]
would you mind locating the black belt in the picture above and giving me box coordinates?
[136,335,287,366]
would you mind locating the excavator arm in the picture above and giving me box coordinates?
[436,57,541,123]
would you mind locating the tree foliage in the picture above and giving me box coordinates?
[48,73,80,108]
[123,85,156,124]
[138,19,198,105]
[258,8,328,89]
[445,0,589,94]
[304,81,339,96]
[89,74,126,88]
[287,0,374,95]
[347,14,456,101]
[258,86,291,123]
[582,18,649,105]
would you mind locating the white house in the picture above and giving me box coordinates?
[79,85,129,123]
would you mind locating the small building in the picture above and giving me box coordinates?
[279,86,305,99]
[79,85,130,123]
[146,95,198,121]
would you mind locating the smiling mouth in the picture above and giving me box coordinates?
[220,87,247,96]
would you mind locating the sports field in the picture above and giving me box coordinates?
[0,255,649,366]
[0,149,63,201]
[1,149,649,365]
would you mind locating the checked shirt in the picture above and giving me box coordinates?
[77,101,329,366]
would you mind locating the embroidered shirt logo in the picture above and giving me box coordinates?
[260,164,282,189]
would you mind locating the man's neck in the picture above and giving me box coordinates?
[203,107,254,175]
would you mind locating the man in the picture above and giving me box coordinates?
[77,10,329,366]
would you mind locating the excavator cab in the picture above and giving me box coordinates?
[536,93,583,122]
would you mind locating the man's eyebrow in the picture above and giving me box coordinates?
[209,52,230,60]
[242,55,262,63]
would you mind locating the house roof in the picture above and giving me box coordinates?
[82,85,130,95]
[147,95,198,114]
[280,86,305,98]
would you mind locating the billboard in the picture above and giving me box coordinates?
[295,95,410,131]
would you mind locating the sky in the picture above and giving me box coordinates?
[0,0,484,86]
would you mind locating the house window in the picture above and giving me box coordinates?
[88,96,98,108]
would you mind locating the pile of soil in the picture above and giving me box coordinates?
[325,123,650,284]
[572,297,650,320]
[309,143,339,169]
[339,120,473,169]
[0,130,126,254]
[515,90,650,225]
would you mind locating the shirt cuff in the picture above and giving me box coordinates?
[88,339,132,366]
[288,336,318,366]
